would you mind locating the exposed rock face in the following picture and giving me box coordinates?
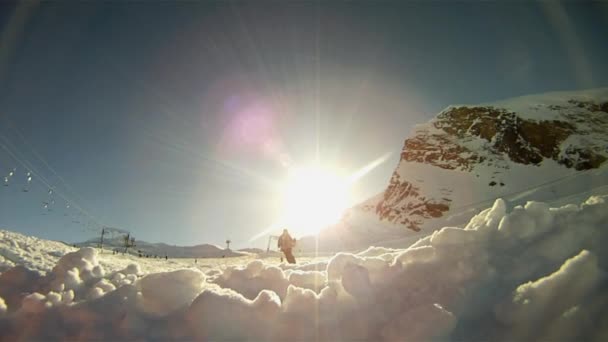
[375,173,450,231]
[407,103,607,172]
[373,92,608,231]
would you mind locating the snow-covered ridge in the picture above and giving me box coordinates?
[1,195,607,340]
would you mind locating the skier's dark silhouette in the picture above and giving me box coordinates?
[278,229,297,264]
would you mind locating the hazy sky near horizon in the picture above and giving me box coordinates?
[1,1,607,248]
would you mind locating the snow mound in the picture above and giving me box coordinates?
[137,269,206,316]
[0,230,75,273]
[0,195,607,340]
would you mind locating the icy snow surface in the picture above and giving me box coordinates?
[1,195,608,340]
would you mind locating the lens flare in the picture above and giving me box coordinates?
[279,166,348,236]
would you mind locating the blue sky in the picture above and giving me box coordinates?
[0,1,607,248]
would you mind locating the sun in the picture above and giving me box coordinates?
[279,166,349,236]
[248,153,392,243]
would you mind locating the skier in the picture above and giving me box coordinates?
[278,229,297,264]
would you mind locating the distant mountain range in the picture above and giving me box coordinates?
[75,235,245,258]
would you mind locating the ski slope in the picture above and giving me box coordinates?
[0,230,253,275]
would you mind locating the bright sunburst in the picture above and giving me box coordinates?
[279,166,349,236]
[249,153,392,242]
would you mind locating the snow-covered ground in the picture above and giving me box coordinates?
[0,230,319,276]
[1,194,608,341]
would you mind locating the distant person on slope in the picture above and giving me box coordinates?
[278,229,297,264]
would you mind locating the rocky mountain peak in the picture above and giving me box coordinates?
[373,89,608,232]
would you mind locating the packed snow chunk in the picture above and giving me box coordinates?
[380,303,456,341]
[465,198,506,232]
[121,263,142,276]
[213,261,290,300]
[112,272,125,283]
[137,268,206,316]
[254,289,282,310]
[357,246,399,257]
[326,252,365,283]
[523,201,554,232]
[94,278,116,293]
[430,227,479,248]
[111,271,137,287]
[285,260,329,272]
[61,290,74,305]
[0,297,6,316]
[584,195,605,206]
[88,287,105,300]
[52,247,98,276]
[243,259,265,276]
[48,250,65,258]
[580,195,608,225]
[125,273,137,283]
[91,265,104,278]
[341,262,372,299]
[496,250,600,326]
[63,267,82,290]
[498,205,540,240]
[50,247,101,291]
[533,195,608,263]
[186,288,280,340]
[46,291,62,305]
[0,251,16,272]
[0,265,44,312]
[20,292,49,313]
[409,235,432,249]
[394,246,435,265]
[88,279,116,300]
[288,270,327,293]
[282,284,314,313]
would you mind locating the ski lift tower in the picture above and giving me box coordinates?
[100,226,131,251]
[99,227,106,249]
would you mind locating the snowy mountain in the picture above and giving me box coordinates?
[302,88,608,251]
[76,236,244,258]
